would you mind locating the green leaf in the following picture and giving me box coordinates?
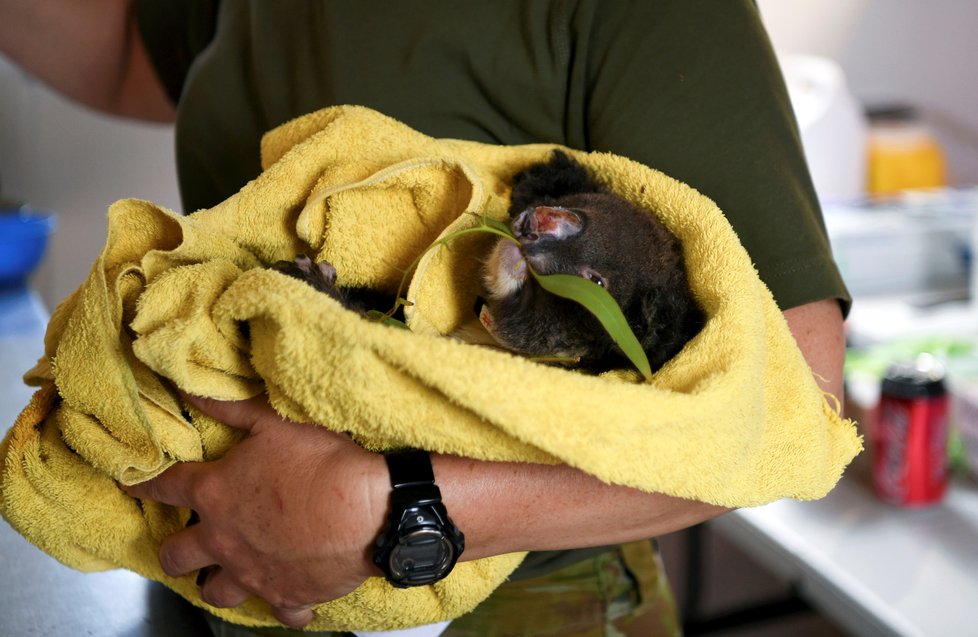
[368,210,653,380]
[372,212,517,324]
[531,272,653,381]
[482,216,518,238]
[366,310,409,329]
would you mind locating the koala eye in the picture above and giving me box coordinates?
[580,267,608,289]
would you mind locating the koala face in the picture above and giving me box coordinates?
[480,154,703,373]
[485,194,655,301]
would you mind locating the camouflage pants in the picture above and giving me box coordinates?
[203,540,681,637]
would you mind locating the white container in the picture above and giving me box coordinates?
[780,54,867,202]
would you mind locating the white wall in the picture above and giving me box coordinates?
[0,58,180,309]
[2,2,977,308]
[758,0,978,187]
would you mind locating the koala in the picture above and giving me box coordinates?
[273,151,703,374]
[480,151,703,372]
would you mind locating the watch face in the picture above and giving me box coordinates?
[389,527,456,586]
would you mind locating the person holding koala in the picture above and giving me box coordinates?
[0,1,849,636]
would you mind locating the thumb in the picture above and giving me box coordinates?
[181,393,280,432]
[272,605,316,629]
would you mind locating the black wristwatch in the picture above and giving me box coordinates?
[372,450,465,588]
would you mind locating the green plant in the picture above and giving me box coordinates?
[373,212,653,381]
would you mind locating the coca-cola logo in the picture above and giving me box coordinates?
[930,411,949,484]
[876,402,908,501]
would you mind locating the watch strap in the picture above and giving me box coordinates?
[385,449,435,489]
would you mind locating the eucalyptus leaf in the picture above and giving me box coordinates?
[370,211,653,380]
[483,216,519,238]
[366,310,409,329]
[531,272,653,381]
[376,212,517,322]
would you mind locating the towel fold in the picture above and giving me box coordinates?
[0,105,861,631]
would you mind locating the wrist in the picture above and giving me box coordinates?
[314,441,389,582]
[361,450,391,578]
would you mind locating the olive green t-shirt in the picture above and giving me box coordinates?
[134,0,850,579]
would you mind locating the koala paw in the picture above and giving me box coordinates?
[270,255,344,301]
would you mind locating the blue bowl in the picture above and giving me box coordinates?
[0,207,57,289]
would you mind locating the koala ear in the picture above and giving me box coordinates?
[509,150,605,212]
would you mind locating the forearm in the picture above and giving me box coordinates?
[783,298,846,401]
[432,455,727,561]
[0,0,174,121]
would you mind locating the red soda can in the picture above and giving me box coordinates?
[873,356,949,506]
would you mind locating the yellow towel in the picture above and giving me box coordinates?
[0,105,860,631]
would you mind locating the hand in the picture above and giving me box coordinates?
[124,394,388,628]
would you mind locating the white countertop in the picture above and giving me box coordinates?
[716,472,978,637]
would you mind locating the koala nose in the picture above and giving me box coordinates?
[512,206,583,244]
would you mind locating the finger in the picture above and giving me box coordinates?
[181,393,279,432]
[122,461,207,508]
[157,523,216,577]
[198,566,252,609]
[272,605,316,629]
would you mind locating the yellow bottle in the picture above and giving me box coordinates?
[867,108,947,196]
